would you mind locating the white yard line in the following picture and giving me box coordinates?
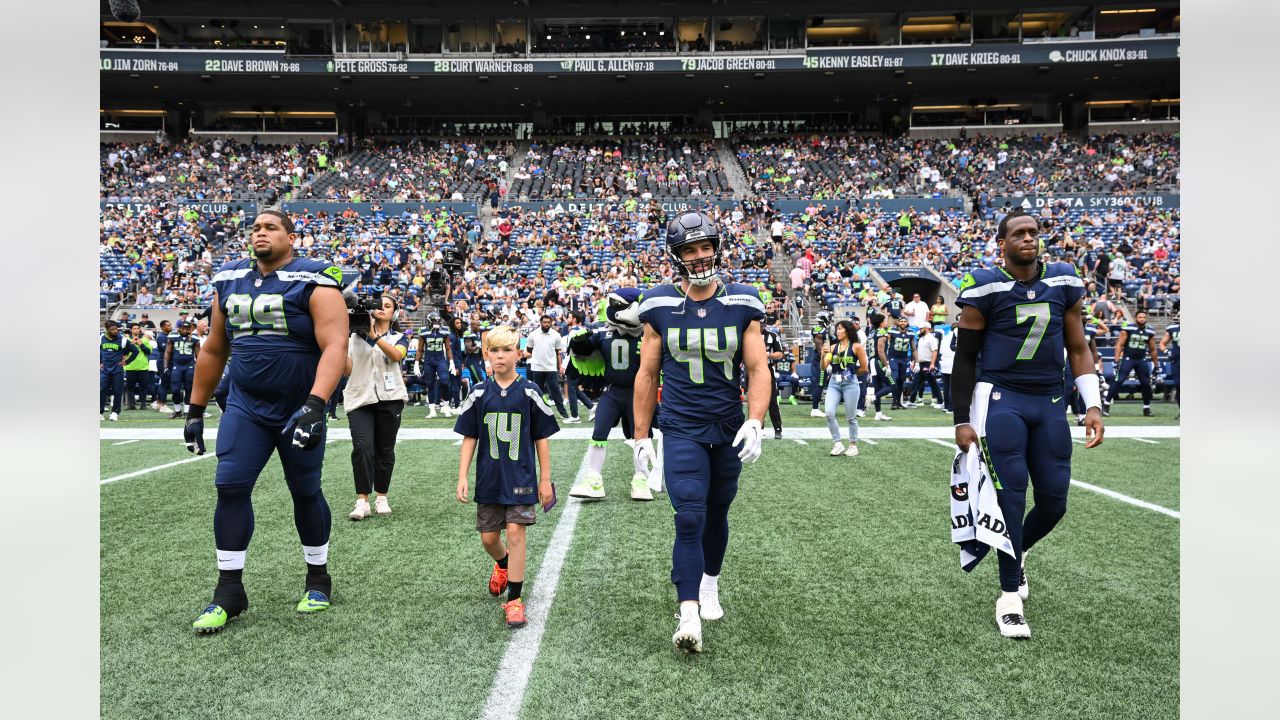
[860,438,878,445]
[111,439,140,446]
[922,439,1179,519]
[101,437,341,486]
[101,425,1183,441]
[1130,438,1160,445]
[479,455,591,720]
[792,439,808,445]
[926,438,954,449]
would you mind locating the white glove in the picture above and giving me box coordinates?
[449,361,458,376]
[633,438,656,476]
[732,418,764,463]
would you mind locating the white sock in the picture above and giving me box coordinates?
[680,600,700,622]
[303,543,329,566]
[216,549,246,571]
[700,573,719,594]
[584,444,607,476]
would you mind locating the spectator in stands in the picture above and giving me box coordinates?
[904,293,930,329]
[930,296,949,328]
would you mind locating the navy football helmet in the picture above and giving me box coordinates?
[665,211,721,287]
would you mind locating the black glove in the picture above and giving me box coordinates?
[184,404,206,455]
[282,394,328,451]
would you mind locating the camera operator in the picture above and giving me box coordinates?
[342,295,410,521]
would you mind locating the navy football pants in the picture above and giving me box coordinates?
[171,364,195,407]
[100,368,123,413]
[1108,357,1153,406]
[664,433,741,602]
[212,409,331,554]
[973,383,1072,593]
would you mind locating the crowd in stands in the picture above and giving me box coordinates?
[733,131,1180,198]
[100,138,337,204]
[508,138,731,200]
[301,138,514,202]
[99,205,243,308]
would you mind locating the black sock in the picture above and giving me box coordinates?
[305,563,331,594]
[507,581,523,602]
[218,568,244,585]
[497,554,508,570]
[307,562,328,578]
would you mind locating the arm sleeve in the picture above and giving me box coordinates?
[950,328,983,426]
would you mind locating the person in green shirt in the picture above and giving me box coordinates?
[123,322,154,411]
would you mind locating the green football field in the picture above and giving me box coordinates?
[100,401,1179,720]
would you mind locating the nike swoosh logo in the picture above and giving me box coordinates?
[1051,396,1062,403]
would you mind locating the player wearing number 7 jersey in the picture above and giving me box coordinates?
[634,211,771,654]
[951,210,1105,640]
[186,209,350,634]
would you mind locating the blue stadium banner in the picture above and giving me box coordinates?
[991,193,1180,210]
[99,200,256,215]
[100,38,1178,76]
[282,201,478,216]
[503,199,739,214]
[771,197,965,213]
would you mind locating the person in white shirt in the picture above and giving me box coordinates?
[523,314,569,419]
[937,323,957,413]
[903,292,931,329]
[770,218,784,243]
[911,323,944,407]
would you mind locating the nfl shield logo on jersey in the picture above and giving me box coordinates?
[992,392,1002,401]
[1026,290,1035,299]
[697,308,707,317]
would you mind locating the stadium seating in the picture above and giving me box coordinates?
[508,138,732,200]
[303,138,514,201]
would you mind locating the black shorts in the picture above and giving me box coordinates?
[476,503,536,532]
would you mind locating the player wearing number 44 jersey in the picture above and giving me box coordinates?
[634,211,771,654]
[952,210,1105,640]
[186,210,350,634]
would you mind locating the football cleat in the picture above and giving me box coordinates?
[1143,407,1153,417]
[109,412,119,422]
[672,612,704,653]
[349,498,371,521]
[193,584,248,634]
[569,470,606,499]
[488,563,509,597]
[699,579,724,621]
[996,593,1031,639]
[374,495,392,516]
[503,598,527,629]
[829,442,845,456]
[631,472,654,501]
[844,443,860,457]
[788,396,797,406]
[589,407,597,421]
[809,409,825,418]
[192,604,232,634]
[426,405,438,419]
[774,429,782,440]
[875,412,892,421]
[1019,551,1029,601]
[564,416,583,424]
[296,590,330,614]
[856,409,866,418]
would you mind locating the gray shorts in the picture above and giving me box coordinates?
[476,503,536,532]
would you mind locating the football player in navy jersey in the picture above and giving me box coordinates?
[165,321,200,418]
[149,319,172,413]
[417,313,454,418]
[1159,315,1180,407]
[952,210,1104,639]
[633,211,771,653]
[867,312,895,421]
[99,319,127,421]
[1106,310,1160,417]
[185,209,349,634]
[447,316,467,414]
[566,287,654,501]
[885,315,916,409]
[455,326,559,630]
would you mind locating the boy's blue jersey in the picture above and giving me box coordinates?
[100,335,126,367]
[637,281,766,442]
[420,328,449,359]
[453,377,560,506]
[955,261,1086,394]
[886,328,914,359]
[1165,323,1180,360]
[212,256,343,424]
[170,334,199,365]
[1121,324,1156,359]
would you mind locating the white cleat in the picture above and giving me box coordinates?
[856,409,866,418]
[1018,550,1029,601]
[589,407,597,421]
[441,406,454,418]
[569,470,606,499]
[630,472,654,501]
[844,443,860,457]
[875,412,892,421]
[672,612,704,653]
[109,412,119,422]
[374,495,392,516]
[150,400,160,410]
[829,441,845,456]
[699,578,724,620]
[349,498,371,521]
[426,405,438,419]
[903,401,917,408]
[809,409,825,418]
[996,593,1031,639]
[157,404,171,414]
[564,416,582,424]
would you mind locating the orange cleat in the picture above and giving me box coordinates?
[488,563,509,596]
[502,598,527,629]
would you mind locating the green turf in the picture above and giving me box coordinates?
[101,434,1178,720]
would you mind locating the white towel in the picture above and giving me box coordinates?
[950,445,1015,572]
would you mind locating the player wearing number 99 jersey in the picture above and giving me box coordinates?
[633,211,771,654]
[186,209,350,634]
[951,210,1105,640]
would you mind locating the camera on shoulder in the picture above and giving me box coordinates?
[344,291,382,336]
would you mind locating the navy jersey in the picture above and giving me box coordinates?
[886,328,915,360]
[883,298,905,318]
[866,329,884,367]
[170,333,199,365]
[100,334,127,367]
[453,377,560,506]
[448,331,464,365]
[212,256,343,424]
[637,281,766,442]
[149,330,169,363]
[572,327,643,388]
[828,340,862,378]
[419,328,449,360]
[955,261,1086,394]
[1121,324,1156,359]
[1165,323,1180,360]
